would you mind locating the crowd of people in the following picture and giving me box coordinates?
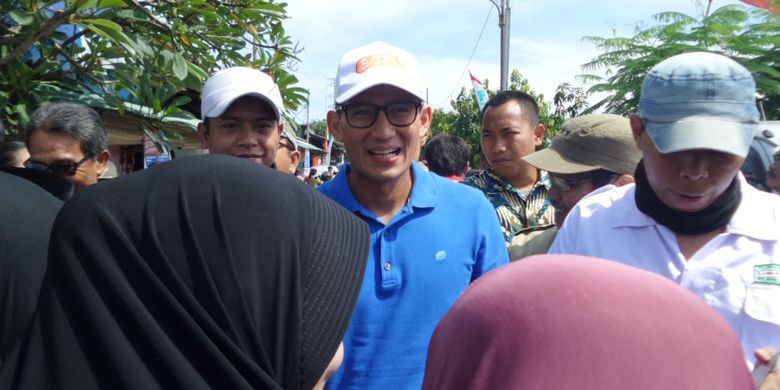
[0,40,778,390]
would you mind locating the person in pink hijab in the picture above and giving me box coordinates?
[422,254,754,390]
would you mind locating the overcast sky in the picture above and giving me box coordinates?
[283,0,745,123]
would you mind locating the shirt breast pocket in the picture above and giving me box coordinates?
[744,285,780,325]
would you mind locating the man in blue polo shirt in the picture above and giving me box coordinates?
[319,41,508,390]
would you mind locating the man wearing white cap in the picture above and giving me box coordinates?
[550,52,779,388]
[198,67,285,167]
[318,41,508,389]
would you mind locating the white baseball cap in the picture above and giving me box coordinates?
[334,41,425,104]
[201,67,284,121]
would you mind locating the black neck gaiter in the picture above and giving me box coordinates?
[634,160,741,235]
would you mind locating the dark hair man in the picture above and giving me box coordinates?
[510,114,641,259]
[25,101,110,191]
[274,129,301,174]
[319,41,508,389]
[0,141,29,168]
[465,90,554,244]
[424,134,470,181]
[198,67,284,167]
[550,52,779,388]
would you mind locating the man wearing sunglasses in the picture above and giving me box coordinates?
[273,129,301,175]
[509,114,640,259]
[198,67,284,168]
[318,41,508,390]
[25,102,111,192]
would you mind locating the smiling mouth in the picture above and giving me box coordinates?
[369,148,401,159]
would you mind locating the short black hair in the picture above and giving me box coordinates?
[481,90,540,126]
[0,141,26,167]
[424,134,470,177]
[26,101,107,158]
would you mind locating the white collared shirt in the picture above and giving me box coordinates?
[550,177,780,369]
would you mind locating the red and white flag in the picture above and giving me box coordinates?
[469,71,489,111]
[740,0,779,13]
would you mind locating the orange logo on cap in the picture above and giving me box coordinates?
[355,54,405,73]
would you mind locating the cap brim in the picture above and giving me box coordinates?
[335,81,425,104]
[522,148,600,174]
[203,92,281,121]
[644,118,756,157]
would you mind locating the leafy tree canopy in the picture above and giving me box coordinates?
[579,4,780,118]
[1,0,306,133]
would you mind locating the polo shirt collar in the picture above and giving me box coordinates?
[727,176,780,240]
[328,161,438,213]
[328,164,362,213]
[408,161,437,209]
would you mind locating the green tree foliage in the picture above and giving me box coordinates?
[430,70,589,166]
[307,118,327,136]
[579,4,780,118]
[1,0,306,133]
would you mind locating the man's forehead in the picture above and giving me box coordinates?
[343,85,421,104]
[219,95,277,117]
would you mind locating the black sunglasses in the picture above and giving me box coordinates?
[337,101,421,129]
[25,156,91,177]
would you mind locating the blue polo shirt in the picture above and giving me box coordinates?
[320,162,508,390]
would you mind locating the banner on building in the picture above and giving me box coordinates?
[143,131,172,168]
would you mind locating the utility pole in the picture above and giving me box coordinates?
[490,0,510,90]
[305,89,310,143]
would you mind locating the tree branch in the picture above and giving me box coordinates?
[125,0,179,50]
[0,7,77,67]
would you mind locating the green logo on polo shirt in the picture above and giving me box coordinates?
[754,264,780,285]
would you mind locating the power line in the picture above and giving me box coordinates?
[436,5,494,108]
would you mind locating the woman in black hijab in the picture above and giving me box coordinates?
[0,172,62,364]
[0,155,369,390]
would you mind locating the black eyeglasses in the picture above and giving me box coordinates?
[338,102,421,129]
[25,156,91,177]
[549,175,593,192]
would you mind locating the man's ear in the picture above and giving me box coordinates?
[533,123,545,147]
[289,150,302,174]
[326,110,343,141]
[611,174,635,187]
[94,150,111,176]
[418,105,433,141]
[629,115,645,147]
[197,122,209,149]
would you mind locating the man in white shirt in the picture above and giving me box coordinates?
[550,52,778,388]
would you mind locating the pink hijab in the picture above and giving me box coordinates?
[422,254,754,390]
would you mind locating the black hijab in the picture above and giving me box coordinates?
[0,172,62,363]
[0,155,369,390]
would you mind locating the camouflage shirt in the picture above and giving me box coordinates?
[464,168,555,244]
